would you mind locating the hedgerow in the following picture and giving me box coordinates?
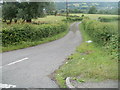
[82,19,118,56]
[67,17,83,21]
[98,16,119,22]
[62,17,83,22]
[2,23,67,46]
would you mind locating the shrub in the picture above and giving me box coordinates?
[67,17,83,21]
[32,21,49,25]
[2,23,67,46]
[62,16,83,22]
[82,19,118,56]
[98,16,119,22]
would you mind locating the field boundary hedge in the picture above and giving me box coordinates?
[2,23,68,47]
[98,16,119,22]
[82,19,118,56]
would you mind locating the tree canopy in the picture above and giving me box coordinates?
[88,6,97,14]
[2,2,18,22]
[2,1,54,23]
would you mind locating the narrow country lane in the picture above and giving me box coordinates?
[1,22,82,88]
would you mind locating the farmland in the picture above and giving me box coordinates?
[70,13,118,19]
[33,15,66,24]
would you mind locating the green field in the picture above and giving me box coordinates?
[70,13,118,20]
[33,15,66,23]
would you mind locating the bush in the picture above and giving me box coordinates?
[32,21,49,25]
[62,16,83,22]
[98,16,119,22]
[2,23,67,46]
[67,17,83,21]
[82,19,118,56]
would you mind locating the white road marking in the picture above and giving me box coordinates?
[0,57,29,69]
[0,83,16,88]
[7,57,28,66]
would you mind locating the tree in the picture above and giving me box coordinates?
[88,6,97,14]
[17,2,49,22]
[54,10,57,16]
[2,1,52,23]
[46,2,55,15]
[2,2,18,23]
[0,6,2,18]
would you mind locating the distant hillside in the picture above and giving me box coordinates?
[55,2,118,10]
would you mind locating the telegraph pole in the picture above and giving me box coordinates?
[66,0,68,17]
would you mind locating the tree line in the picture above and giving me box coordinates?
[2,1,55,23]
[60,6,119,15]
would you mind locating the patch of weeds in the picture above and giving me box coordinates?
[72,77,85,83]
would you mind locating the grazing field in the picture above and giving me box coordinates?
[33,15,66,24]
[55,14,118,88]
[70,13,118,20]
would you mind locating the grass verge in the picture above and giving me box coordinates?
[54,23,118,88]
[2,28,69,52]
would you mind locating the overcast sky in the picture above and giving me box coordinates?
[0,0,119,2]
[55,0,119,2]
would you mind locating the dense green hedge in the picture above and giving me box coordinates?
[62,17,83,22]
[82,19,118,55]
[2,23,67,46]
[67,17,83,21]
[98,16,119,22]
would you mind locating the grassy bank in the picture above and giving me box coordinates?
[55,21,118,88]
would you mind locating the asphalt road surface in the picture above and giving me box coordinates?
[0,22,82,88]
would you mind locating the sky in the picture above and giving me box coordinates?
[55,0,119,2]
[0,0,2,3]
[0,0,119,2]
